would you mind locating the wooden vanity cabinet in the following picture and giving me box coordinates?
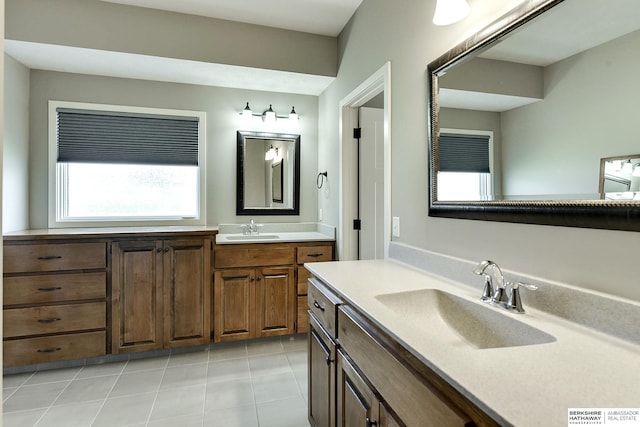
[307,278,343,427]
[111,237,211,354]
[336,350,404,427]
[3,240,109,367]
[338,305,496,427]
[213,243,296,342]
[297,243,333,333]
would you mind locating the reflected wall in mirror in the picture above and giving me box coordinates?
[428,0,640,231]
[236,131,300,215]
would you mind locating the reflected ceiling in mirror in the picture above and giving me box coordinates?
[428,0,640,231]
[236,131,300,216]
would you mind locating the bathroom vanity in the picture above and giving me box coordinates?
[306,259,640,427]
[2,223,334,369]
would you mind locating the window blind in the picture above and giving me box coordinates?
[438,133,490,173]
[56,108,199,166]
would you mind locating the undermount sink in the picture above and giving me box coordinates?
[375,289,556,349]
[224,234,280,240]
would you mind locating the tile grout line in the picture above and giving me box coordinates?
[88,359,131,427]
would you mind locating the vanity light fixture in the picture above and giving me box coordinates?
[238,102,300,126]
[633,163,640,177]
[433,0,471,26]
[622,160,634,174]
[242,102,252,118]
[289,106,299,122]
[263,104,276,124]
[265,145,278,161]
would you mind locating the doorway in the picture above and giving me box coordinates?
[338,62,391,261]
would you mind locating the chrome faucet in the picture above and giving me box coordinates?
[473,260,505,304]
[242,219,261,235]
[473,260,538,313]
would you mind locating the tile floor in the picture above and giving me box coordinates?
[2,335,310,427]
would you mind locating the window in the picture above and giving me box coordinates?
[49,101,206,227]
[437,130,493,201]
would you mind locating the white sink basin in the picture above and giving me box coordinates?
[375,289,556,349]
[223,234,280,241]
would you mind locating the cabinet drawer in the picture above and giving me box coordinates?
[4,242,107,273]
[4,302,106,338]
[3,331,106,367]
[308,278,342,338]
[297,245,333,263]
[338,306,473,426]
[4,272,107,306]
[297,267,310,294]
[215,244,295,269]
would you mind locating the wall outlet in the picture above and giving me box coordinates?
[319,208,323,221]
[392,216,400,237]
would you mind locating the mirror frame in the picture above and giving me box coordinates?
[427,0,640,232]
[236,130,300,216]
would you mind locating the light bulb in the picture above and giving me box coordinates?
[433,0,471,26]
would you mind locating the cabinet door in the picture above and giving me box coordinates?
[380,402,405,427]
[255,266,296,337]
[337,350,379,427]
[164,238,211,348]
[308,314,336,427]
[112,240,164,354]
[213,269,255,342]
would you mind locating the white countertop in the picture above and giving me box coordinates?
[216,231,334,244]
[305,259,640,427]
[215,222,335,244]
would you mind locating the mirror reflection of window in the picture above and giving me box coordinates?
[437,131,494,201]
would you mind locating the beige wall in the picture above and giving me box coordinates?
[6,0,336,77]
[25,70,318,227]
[319,0,640,302]
[3,54,29,232]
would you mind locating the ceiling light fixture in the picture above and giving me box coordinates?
[433,0,471,26]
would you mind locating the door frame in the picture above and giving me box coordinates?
[338,62,391,261]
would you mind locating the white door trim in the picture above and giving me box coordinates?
[338,62,391,260]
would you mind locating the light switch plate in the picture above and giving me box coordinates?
[392,216,400,237]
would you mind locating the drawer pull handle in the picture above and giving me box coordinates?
[37,287,63,292]
[37,318,62,323]
[37,347,62,353]
[37,255,62,261]
[366,418,378,427]
[313,300,325,312]
[307,253,324,258]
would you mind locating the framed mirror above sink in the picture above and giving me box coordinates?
[427,0,640,231]
[236,130,300,215]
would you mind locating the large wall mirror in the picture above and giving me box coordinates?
[428,0,640,231]
[236,130,300,215]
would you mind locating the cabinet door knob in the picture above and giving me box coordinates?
[325,356,334,365]
[313,300,325,312]
[366,418,378,427]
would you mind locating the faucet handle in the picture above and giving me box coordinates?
[510,282,538,291]
[503,281,537,313]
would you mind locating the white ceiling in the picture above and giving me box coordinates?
[101,0,364,37]
[5,0,364,96]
